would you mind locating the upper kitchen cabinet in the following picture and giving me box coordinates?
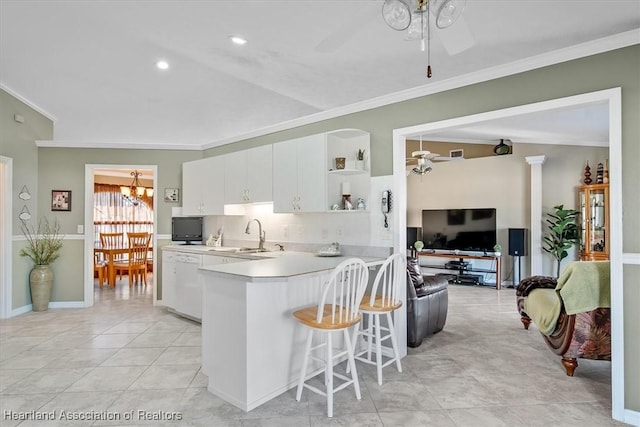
[224,145,273,204]
[325,129,371,211]
[273,134,327,213]
[182,156,225,215]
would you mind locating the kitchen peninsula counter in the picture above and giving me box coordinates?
[197,249,386,412]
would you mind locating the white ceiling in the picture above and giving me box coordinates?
[1,1,638,150]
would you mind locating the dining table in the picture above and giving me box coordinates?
[94,245,153,286]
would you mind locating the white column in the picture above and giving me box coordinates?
[526,155,546,276]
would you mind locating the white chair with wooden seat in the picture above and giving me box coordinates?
[351,253,405,385]
[293,258,369,418]
[112,232,151,287]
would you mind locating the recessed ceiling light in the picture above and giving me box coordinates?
[156,60,169,70]
[229,36,247,45]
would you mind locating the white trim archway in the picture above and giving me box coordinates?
[392,88,629,423]
[0,156,12,318]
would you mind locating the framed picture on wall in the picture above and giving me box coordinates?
[51,190,71,211]
[164,188,180,203]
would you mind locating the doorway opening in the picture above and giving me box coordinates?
[84,164,158,308]
[392,88,623,421]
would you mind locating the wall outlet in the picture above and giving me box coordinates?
[283,225,289,239]
[336,226,343,237]
[297,225,305,238]
[321,228,329,239]
[77,225,84,234]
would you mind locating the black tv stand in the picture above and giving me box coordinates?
[417,252,502,290]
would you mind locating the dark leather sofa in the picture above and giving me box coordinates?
[406,258,449,347]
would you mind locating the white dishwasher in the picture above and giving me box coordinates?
[173,253,203,322]
[172,252,247,322]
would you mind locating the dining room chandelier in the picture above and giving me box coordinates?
[120,170,153,204]
[382,0,467,78]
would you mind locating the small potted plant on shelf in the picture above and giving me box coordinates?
[356,148,365,170]
[19,218,64,312]
[493,243,502,256]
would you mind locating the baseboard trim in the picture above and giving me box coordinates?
[49,301,85,309]
[621,409,640,426]
[11,304,32,316]
[10,301,86,317]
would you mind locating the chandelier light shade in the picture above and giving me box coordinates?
[382,0,412,31]
[431,0,466,29]
[120,170,153,204]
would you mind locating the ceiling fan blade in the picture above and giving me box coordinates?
[314,7,378,53]
[438,15,475,55]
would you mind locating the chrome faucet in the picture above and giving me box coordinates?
[245,218,266,251]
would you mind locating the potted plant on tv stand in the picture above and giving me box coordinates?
[19,218,64,312]
[493,244,502,257]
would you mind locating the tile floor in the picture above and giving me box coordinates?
[0,278,624,426]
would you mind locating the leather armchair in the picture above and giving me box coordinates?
[516,261,611,376]
[406,257,448,347]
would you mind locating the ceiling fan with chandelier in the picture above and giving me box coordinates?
[314,0,474,70]
[406,137,463,175]
[382,0,472,77]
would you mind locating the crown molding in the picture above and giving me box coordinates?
[24,29,640,150]
[35,140,203,150]
[1,84,57,122]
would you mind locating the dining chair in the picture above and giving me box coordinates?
[351,253,405,385]
[113,232,151,287]
[94,251,108,288]
[99,232,125,284]
[293,258,369,417]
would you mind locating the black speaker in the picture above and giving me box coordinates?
[406,227,422,249]
[508,228,527,256]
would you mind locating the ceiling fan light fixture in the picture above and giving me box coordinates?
[432,0,467,29]
[382,0,412,31]
[404,9,427,41]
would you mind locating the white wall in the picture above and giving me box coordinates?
[407,143,608,278]
[203,176,394,252]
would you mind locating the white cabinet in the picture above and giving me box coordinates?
[182,156,225,215]
[272,134,326,213]
[161,250,177,308]
[224,145,272,204]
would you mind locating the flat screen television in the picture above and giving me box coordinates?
[171,216,203,245]
[421,208,497,253]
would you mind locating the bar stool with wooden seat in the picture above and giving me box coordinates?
[351,253,405,385]
[112,232,151,287]
[293,258,369,418]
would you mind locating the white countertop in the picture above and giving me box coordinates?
[161,245,383,279]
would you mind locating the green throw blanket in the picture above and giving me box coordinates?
[522,261,610,335]
[556,261,610,315]
[524,289,562,335]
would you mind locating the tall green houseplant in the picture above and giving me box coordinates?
[19,218,64,311]
[542,205,580,277]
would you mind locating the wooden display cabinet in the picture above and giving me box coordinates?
[578,183,609,261]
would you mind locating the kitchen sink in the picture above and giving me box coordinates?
[236,247,268,253]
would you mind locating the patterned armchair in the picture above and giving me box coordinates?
[516,261,611,376]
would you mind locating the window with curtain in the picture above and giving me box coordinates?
[94,183,153,245]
